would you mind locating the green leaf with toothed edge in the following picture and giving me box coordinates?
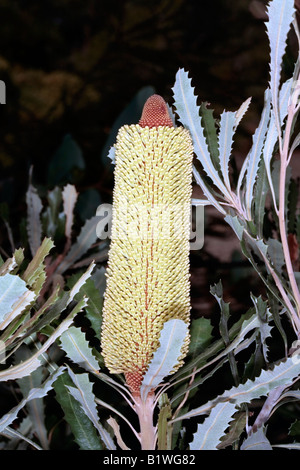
[172,68,231,203]
[199,102,219,170]
[66,367,116,450]
[243,88,272,220]
[54,371,103,450]
[217,110,236,192]
[253,159,269,238]
[60,325,100,374]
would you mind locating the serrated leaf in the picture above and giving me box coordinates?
[60,325,100,373]
[265,0,295,118]
[54,371,102,450]
[211,280,239,384]
[175,355,300,423]
[217,411,247,449]
[189,401,238,450]
[67,261,95,304]
[0,367,65,433]
[172,307,256,387]
[66,367,116,450]
[199,102,219,169]
[140,319,188,402]
[172,69,231,202]
[250,293,272,361]
[224,215,245,240]
[0,298,86,382]
[218,110,236,191]
[22,237,54,293]
[253,159,269,238]
[235,97,252,128]
[81,276,104,338]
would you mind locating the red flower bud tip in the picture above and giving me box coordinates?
[139,94,174,128]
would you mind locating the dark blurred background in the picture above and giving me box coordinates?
[0,0,274,195]
[0,0,299,319]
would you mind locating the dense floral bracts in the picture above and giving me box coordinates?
[101,95,193,394]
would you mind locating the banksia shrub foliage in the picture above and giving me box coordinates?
[101,95,194,394]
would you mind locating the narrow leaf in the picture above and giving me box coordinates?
[54,371,103,450]
[17,348,49,449]
[243,88,272,219]
[192,166,226,215]
[172,69,232,201]
[265,0,295,120]
[0,299,86,382]
[0,367,64,433]
[263,78,293,208]
[22,237,54,292]
[235,97,252,128]
[190,401,237,450]
[66,367,116,450]
[175,355,300,422]
[218,110,236,191]
[60,325,100,373]
[26,182,43,257]
[199,102,219,169]
[67,261,95,304]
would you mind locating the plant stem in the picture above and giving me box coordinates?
[278,100,300,332]
[133,392,156,450]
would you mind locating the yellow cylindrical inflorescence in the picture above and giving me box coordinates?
[101,95,194,394]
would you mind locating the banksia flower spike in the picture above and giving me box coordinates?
[101,94,194,397]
